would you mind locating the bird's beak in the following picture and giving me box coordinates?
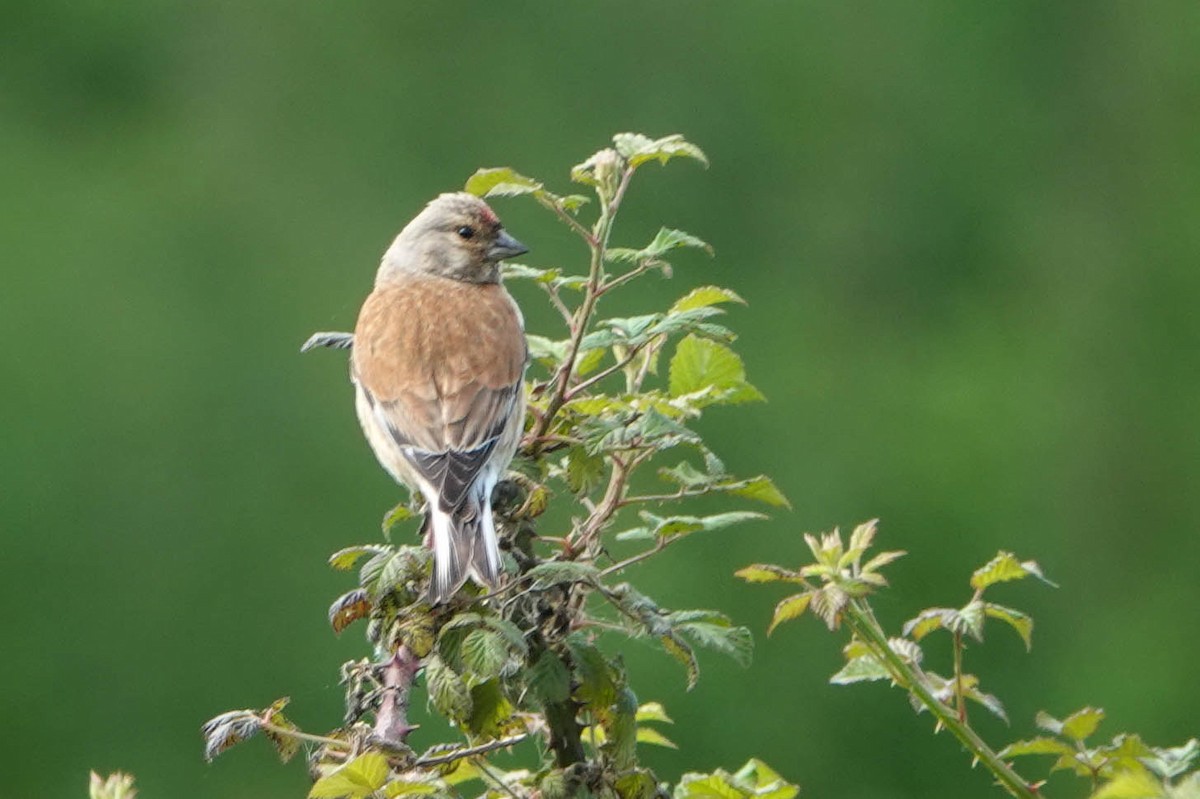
[488,230,529,261]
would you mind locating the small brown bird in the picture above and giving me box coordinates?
[351,193,529,603]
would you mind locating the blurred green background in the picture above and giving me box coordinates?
[3,2,1198,797]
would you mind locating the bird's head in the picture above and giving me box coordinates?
[378,192,529,285]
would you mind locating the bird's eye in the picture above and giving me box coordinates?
[456,226,475,240]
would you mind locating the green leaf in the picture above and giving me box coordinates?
[902,608,958,641]
[636,702,673,724]
[959,599,987,641]
[670,286,746,314]
[1143,739,1199,780]
[727,475,791,508]
[464,167,543,198]
[1090,769,1166,799]
[661,633,700,691]
[605,686,639,770]
[381,502,416,537]
[383,775,446,797]
[360,546,428,601]
[527,649,571,704]
[1035,710,1064,735]
[676,621,754,667]
[261,697,301,763]
[637,510,767,541]
[465,679,513,738]
[984,603,1034,650]
[612,133,709,169]
[425,654,471,721]
[971,551,1056,591]
[830,654,890,685]
[637,727,678,748]
[768,593,812,635]
[309,752,390,798]
[525,561,600,589]
[1000,737,1078,759]
[1061,707,1106,742]
[567,636,617,709]
[735,564,802,583]
[460,629,509,683]
[809,584,848,630]
[566,447,606,494]
[674,771,746,799]
[669,334,763,406]
[329,545,389,571]
[732,758,801,799]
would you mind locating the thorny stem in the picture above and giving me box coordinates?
[372,646,422,745]
[528,167,634,454]
[952,630,968,724]
[842,600,1038,799]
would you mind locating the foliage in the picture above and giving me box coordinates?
[202,134,796,798]
[740,523,1199,799]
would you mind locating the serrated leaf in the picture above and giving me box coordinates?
[613,133,709,169]
[566,447,605,495]
[862,549,906,574]
[735,564,802,584]
[464,167,543,198]
[1000,737,1078,759]
[309,752,389,798]
[984,603,1034,650]
[1035,710,1064,735]
[383,775,445,797]
[964,683,1008,723]
[809,584,848,630]
[662,634,700,691]
[527,649,571,704]
[635,702,673,724]
[1090,768,1165,799]
[727,475,791,508]
[261,698,300,763]
[639,510,766,540]
[902,608,957,641]
[971,551,1056,591]
[525,561,600,589]
[830,654,890,685]
[677,621,754,667]
[1061,707,1106,741]
[669,335,762,406]
[768,593,812,635]
[465,679,513,738]
[482,616,529,658]
[674,771,746,799]
[425,654,471,721]
[959,599,987,641]
[460,629,508,683]
[670,286,746,314]
[567,636,617,709]
[201,709,261,762]
[329,545,389,571]
[328,589,371,635]
[637,727,678,748]
[360,547,427,601]
[605,686,639,770]
[381,503,416,537]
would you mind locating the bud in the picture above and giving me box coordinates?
[89,772,137,799]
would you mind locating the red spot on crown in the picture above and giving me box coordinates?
[477,204,499,227]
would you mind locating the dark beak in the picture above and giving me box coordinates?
[488,229,529,261]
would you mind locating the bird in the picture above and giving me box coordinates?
[350,192,529,604]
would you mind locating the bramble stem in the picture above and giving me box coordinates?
[843,600,1037,799]
[372,646,421,745]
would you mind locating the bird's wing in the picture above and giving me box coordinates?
[352,277,526,511]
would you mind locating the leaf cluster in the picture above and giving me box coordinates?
[203,133,796,799]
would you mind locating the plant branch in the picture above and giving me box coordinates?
[372,646,421,745]
[258,721,348,752]
[843,599,1037,799]
[566,345,645,400]
[415,734,529,767]
[528,166,633,454]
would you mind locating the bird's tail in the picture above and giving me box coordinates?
[427,498,501,604]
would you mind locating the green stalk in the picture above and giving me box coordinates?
[844,600,1038,799]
